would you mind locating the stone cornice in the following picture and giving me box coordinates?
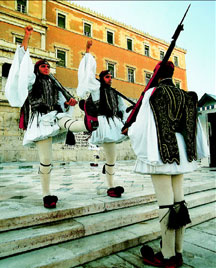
[0,11,47,30]
[0,40,57,62]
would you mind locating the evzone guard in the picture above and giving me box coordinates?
[5,26,89,209]
[77,40,129,198]
[123,5,209,268]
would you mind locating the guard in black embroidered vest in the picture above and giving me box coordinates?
[5,26,88,209]
[77,40,129,198]
[127,61,209,268]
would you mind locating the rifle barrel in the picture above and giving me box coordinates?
[180,4,191,25]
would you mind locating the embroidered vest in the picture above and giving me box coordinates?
[149,80,198,164]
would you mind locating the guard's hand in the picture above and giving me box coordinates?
[24,26,33,36]
[86,40,92,53]
[121,128,128,136]
[65,98,77,106]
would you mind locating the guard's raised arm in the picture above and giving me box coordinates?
[21,25,33,51]
[86,40,92,53]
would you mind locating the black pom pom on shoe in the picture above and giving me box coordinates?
[115,186,124,194]
[140,245,155,262]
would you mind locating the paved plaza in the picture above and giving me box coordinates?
[0,160,215,205]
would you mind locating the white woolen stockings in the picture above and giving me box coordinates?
[36,137,52,197]
[58,117,87,132]
[151,174,185,258]
[102,143,117,188]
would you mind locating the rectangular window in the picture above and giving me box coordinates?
[145,72,152,86]
[107,31,113,44]
[107,63,115,78]
[175,81,181,88]
[160,51,165,61]
[58,13,66,29]
[17,0,27,13]
[128,68,135,83]
[2,63,11,78]
[174,56,179,67]
[144,45,150,57]
[127,38,132,51]
[84,23,91,37]
[15,37,23,45]
[57,50,66,67]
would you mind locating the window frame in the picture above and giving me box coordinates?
[107,30,114,45]
[144,44,150,57]
[127,38,133,51]
[57,12,66,29]
[83,22,92,37]
[144,71,152,86]
[106,62,116,78]
[174,80,181,89]
[174,55,179,67]
[12,34,24,45]
[160,50,165,61]
[16,0,27,14]
[127,67,135,83]
[56,49,67,67]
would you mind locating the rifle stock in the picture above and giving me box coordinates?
[122,4,191,132]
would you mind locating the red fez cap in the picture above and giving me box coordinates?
[154,61,174,78]
[99,70,111,82]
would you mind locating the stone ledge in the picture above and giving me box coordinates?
[0,203,214,268]
[0,189,215,258]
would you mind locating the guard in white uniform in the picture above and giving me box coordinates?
[5,26,87,208]
[77,41,129,197]
[127,61,209,268]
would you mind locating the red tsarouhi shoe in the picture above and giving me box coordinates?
[43,195,58,209]
[107,186,124,198]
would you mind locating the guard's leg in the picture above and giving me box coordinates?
[58,117,87,132]
[172,174,190,265]
[102,142,124,198]
[101,143,117,188]
[36,137,58,208]
[151,174,176,259]
[36,137,52,197]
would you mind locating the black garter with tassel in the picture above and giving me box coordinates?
[159,204,180,229]
[175,200,191,227]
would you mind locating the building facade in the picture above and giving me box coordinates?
[0,0,188,162]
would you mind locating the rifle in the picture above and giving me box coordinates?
[122,4,191,133]
[49,73,74,101]
[111,87,135,106]
[95,78,136,106]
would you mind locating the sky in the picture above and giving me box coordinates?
[70,0,215,99]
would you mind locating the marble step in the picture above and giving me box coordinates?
[0,179,214,232]
[0,202,215,268]
[0,189,215,259]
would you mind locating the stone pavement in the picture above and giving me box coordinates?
[0,160,215,267]
[76,218,216,268]
[0,160,215,204]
